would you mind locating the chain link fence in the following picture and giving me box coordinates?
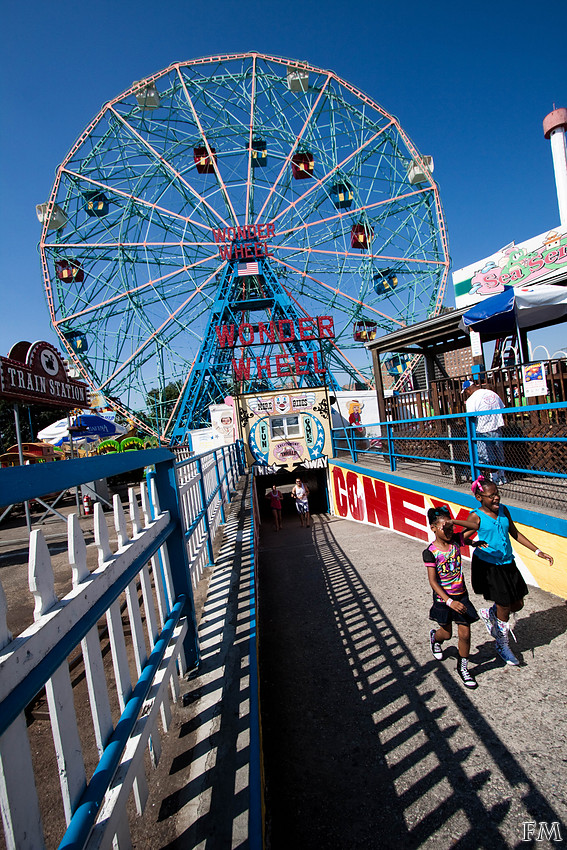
[332,402,567,512]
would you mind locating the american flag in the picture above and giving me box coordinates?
[237,261,259,276]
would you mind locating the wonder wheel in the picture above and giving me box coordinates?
[39,52,449,440]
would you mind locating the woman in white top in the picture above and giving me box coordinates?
[291,478,310,527]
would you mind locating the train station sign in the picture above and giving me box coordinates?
[0,341,89,408]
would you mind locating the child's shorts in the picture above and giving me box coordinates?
[429,592,479,627]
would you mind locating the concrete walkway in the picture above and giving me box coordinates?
[259,513,567,849]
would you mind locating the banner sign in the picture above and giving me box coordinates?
[215,314,335,381]
[212,223,275,261]
[453,227,567,309]
[209,403,236,445]
[0,341,88,409]
[469,329,482,357]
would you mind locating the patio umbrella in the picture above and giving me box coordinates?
[37,411,127,446]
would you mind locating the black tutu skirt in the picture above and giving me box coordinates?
[471,552,529,606]
[429,592,479,627]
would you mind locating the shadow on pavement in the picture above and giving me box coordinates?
[259,515,566,849]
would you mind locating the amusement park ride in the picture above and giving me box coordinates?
[37,52,449,443]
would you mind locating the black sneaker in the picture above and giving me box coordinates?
[457,657,478,689]
[430,628,443,660]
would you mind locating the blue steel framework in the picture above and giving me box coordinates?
[332,401,567,488]
[39,52,449,441]
[169,250,341,441]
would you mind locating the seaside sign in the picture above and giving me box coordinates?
[452,227,567,309]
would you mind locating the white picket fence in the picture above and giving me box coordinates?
[0,443,243,850]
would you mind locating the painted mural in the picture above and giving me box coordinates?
[328,461,567,600]
[239,386,331,474]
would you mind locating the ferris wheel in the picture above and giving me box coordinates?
[38,52,449,440]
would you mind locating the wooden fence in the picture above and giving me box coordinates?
[385,357,567,425]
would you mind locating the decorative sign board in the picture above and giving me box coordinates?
[522,363,548,398]
[0,341,88,409]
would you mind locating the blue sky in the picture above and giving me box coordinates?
[1,0,566,359]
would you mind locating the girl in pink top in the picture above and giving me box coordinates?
[267,484,283,531]
[423,505,486,689]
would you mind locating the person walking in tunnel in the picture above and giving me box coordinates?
[291,478,310,528]
[266,483,283,531]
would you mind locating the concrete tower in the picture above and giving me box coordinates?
[543,107,567,227]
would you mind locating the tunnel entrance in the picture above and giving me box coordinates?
[255,467,329,525]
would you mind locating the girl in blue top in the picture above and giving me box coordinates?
[465,475,554,666]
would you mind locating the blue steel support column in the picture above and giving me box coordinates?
[237,439,246,474]
[220,445,231,499]
[152,454,200,670]
[145,467,170,616]
[214,450,227,524]
[349,426,358,463]
[387,423,396,471]
[466,416,479,483]
[197,457,215,567]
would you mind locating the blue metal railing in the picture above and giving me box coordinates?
[332,401,567,484]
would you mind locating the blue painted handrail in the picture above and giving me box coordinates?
[332,401,567,483]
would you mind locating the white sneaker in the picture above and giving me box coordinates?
[429,629,443,660]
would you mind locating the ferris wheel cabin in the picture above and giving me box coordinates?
[134,81,161,110]
[286,65,309,92]
[36,203,67,231]
[353,320,378,342]
[83,191,109,217]
[250,139,267,167]
[331,182,354,209]
[373,273,399,295]
[193,146,217,173]
[291,152,314,179]
[55,259,84,283]
[351,224,373,249]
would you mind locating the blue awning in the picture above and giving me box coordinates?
[460,287,516,336]
[460,284,567,336]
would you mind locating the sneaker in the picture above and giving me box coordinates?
[495,619,520,666]
[495,640,520,666]
[429,628,443,660]
[457,657,478,689]
[479,606,498,638]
